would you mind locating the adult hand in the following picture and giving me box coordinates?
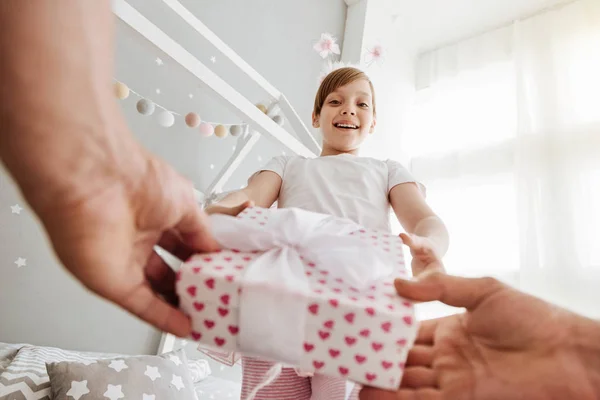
[360,271,600,400]
[39,147,219,338]
[0,1,220,338]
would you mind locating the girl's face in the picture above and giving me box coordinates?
[313,78,376,155]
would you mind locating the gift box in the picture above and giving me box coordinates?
[176,207,418,390]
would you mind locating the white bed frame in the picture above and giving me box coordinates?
[110,0,395,355]
[113,0,321,204]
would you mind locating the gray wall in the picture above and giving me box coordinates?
[0,0,346,354]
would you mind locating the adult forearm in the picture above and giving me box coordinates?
[0,1,141,213]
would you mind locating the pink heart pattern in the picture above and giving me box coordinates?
[228,325,239,335]
[329,349,341,358]
[176,206,414,390]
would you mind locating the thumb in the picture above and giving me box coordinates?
[400,233,413,247]
[394,271,505,311]
[234,200,254,215]
[176,200,220,253]
[118,282,192,337]
[399,233,415,249]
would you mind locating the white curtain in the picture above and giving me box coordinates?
[406,0,600,319]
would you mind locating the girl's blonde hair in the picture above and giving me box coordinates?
[313,67,376,118]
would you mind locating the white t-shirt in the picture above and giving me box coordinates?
[250,154,424,232]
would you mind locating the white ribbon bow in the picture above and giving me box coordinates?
[209,207,395,366]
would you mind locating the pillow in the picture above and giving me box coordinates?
[0,344,122,400]
[0,342,23,373]
[46,349,198,400]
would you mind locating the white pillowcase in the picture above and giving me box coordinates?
[187,358,212,382]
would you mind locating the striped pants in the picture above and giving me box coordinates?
[241,356,361,400]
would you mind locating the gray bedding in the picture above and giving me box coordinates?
[0,342,239,400]
[0,343,121,399]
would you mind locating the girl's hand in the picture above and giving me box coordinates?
[399,233,445,277]
[205,200,254,217]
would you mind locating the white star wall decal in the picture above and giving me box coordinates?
[14,258,26,268]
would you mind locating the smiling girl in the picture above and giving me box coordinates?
[205,67,449,400]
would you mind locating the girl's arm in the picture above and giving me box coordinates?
[389,183,449,262]
[205,171,282,214]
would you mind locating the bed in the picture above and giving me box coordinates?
[112,0,320,204]
[0,341,242,400]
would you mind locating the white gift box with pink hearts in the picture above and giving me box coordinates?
[176,207,418,390]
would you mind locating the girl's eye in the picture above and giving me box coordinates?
[329,100,340,104]
[359,103,369,108]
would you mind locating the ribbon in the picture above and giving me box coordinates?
[209,207,395,366]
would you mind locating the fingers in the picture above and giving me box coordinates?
[145,256,178,304]
[401,366,437,389]
[406,345,434,367]
[119,281,192,337]
[176,201,220,253]
[400,233,419,254]
[360,387,441,400]
[145,231,194,299]
[400,233,428,253]
[415,319,437,345]
[400,234,440,273]
[400,233,413,247]
[235,200,254,215]
[395,271,505,311]
[156,230,196,261]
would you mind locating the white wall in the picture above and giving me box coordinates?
[0,0,346,354]
[342,0,417,164]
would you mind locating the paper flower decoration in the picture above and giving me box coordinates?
[365,43,385,66]
[313,33,341,59]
